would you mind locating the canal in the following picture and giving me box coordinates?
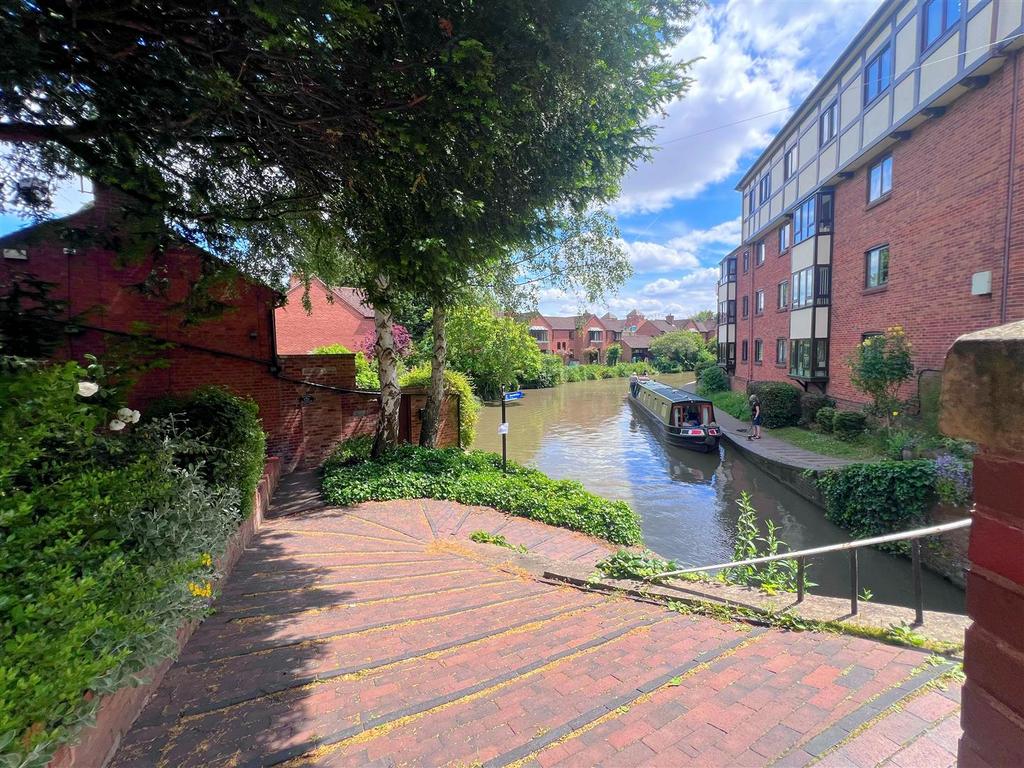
[473,373,965,614]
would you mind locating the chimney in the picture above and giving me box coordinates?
[665,314,675,324]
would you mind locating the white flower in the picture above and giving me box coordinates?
[116,407,141,424]
[108,418,126,432]
[130,409,141,424]
[76,381,99,397]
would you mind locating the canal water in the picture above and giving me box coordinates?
[473,373,965,614]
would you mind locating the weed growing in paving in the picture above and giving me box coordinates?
[321,440,642,545]
[469,530,527,554]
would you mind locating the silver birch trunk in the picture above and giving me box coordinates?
[371,299,401,457]
[420,304,447,447]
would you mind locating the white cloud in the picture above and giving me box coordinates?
[614,0,880,214]
[617,216,739,273]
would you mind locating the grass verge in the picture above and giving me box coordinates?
[769,426,883,461]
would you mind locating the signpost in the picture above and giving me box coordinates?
[499,388,524,473]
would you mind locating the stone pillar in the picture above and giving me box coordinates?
[940,320,1024,767]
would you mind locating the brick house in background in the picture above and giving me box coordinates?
[575,314,623,363]
[275,276,376,354]
[0,187,458,468]
[718,0,1024,408]
[525,313,577,360]
[620,335,655,363]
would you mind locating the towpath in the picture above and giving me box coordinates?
[110,473,961,768]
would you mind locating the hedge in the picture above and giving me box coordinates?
[800,392,834,426]
[833,411,868,440]
[816,406,836,432]
[746,382,801,428]
[321,441,642,545]
[697,364,728,394]
[1,363,260,765]
[815,460,937,538]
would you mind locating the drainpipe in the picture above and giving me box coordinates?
[1000,49,1020,324]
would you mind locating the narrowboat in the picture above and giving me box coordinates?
[628,379,721,452]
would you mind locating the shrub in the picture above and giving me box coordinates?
[710,390,751,421]
[816,406,836,432]
[1,361,249,765]
[398,365,480,447]
[800,392,834,426]
[321,442,642,545]
[934,454,972,506]
[595,550,680,582]
[816,460,937,537]
[832,411,868,440]
[697,364,728,395]
[747,382,801,429]
[312,342,351,354]
[693,358,717,380]
[146,387,266,517]
[605,343,622,366]
[523,354,565,388]
[848,326,914,427]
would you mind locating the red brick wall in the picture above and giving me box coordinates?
[274,279,376,354]
[732,228,793,392]
[829,52,1024,406]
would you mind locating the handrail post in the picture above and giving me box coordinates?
[911,539,924,625]
[796,557,805,603]
[850,550,859,616]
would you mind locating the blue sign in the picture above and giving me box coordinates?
[503,391,524,401]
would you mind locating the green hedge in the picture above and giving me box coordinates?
[815,460,937,538]
[816,406,836,432]
[800,392,834,426]
[747,382,801,428]
[321,442,642,545]
[398,365,480,446]
[1,363,260,765]
[833,411,868,440]
[696,364,728,394]
[147,386,266,517]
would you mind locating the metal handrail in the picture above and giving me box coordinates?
[653,518,972,624]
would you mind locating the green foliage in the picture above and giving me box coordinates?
[747,382,801,429]
[799,392,834,427]
[770,427,882,462]
[146,387,266,517]
[524,355,567,388]
[443,305,542,401]
[696,364,729,395]
[649,330,706,372]
[0,361,251,764]
[321,443,642,545]
[398,365,480,447]
[469,530,526,554]
[311,345,382,390]
[594,550,681,583]
[816,460,937,537]
[708,391,751,421]
[816,406,836,432]
[848,326,915,426]
[833,411,868,441]
[885,621,927,647]
[722,492,807,594]
[605,343,622,366]
[311,343,352,354]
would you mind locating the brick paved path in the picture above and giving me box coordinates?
[110,480,962,767]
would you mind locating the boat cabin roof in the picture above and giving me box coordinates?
[638,381,712,405]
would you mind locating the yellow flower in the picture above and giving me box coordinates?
[200,553,213,568]
[188,581,213,599]
[892,410,900,417]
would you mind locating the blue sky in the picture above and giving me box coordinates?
[1,0,882,320]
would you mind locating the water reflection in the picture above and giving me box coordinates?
[474,374,964,613]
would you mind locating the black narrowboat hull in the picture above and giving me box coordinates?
[628,391,720,453]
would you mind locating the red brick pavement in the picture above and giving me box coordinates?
[109,479,963,768]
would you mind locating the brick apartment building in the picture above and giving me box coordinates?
[275,276,376,354]
[718,0,1024,407]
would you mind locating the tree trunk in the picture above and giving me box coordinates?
[420,304,447,447]
[371,302,401,458]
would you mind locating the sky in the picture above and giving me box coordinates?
[0,0,882,321]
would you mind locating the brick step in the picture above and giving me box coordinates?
[137,588,601,726]
[248,527,424,556]
[229,550,449,576]
[808,676,962,768]
[511,627,938,767]
[259,514,425,545]
[110,600,655,767]
[302,611,752,768]
[178,578,557,663]
[321,501,438,542]
[221,557,471,595]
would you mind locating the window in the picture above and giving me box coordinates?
[923,0,961,50]
[862,332,883,342]
[868,156,893,202]
[756,240,766,265]
[818,190,834,233]
[784,148,796,180]
[864,45,892,105]
[755,290,765,315]
[866,245,890,288]
[588,330,603,343]
[747,188,756,213]
[718,299,736,325]
[742,295,749,318]
[718,342,736,366]
[789,338,829,379]
[754,339,763,364]
[778,222,791,252]
[776,338,788,364]
[777,280,789,309]
[793,196,816,244]
[819,101,837,147]
[720,257,737,283]
[741,339,749,362]
[742,250,750,273]
[529,329,549,342]
[759,175,771,204]
[792,267,814,308]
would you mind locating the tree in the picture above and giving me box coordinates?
[649,330,707,372]
[606,343,622,366]
[444,305,541,401]
[848,326,914,427]
[692,309,716,323]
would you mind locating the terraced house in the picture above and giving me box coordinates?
[718,0,1024,407]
